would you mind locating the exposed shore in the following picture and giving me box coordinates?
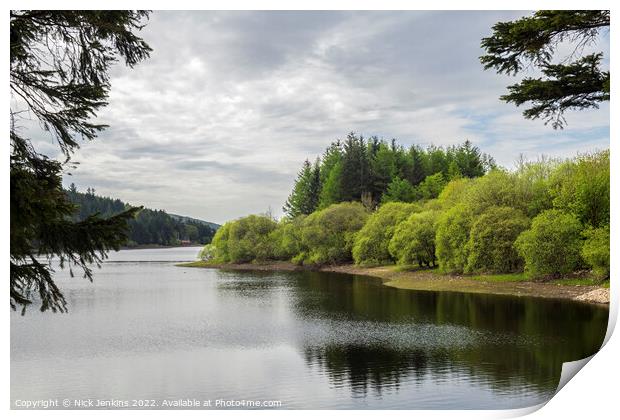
[178,261,610,305]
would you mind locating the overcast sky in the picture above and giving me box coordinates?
[29,11,610,224]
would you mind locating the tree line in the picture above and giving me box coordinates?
[206,145,609,281]
[66,185,217,247]
[283,133,495,218]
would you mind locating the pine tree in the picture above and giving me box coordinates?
[481,10,610,129]
[454,140,485,178]
[425,145,448,177]
[407,145,427,186]
[340,133,370,202]
[369,143,396,200]
[447,161,462,180]
[317,141,343,209]
[318,161,343,209]
[10,11,151,312]
[283,159,321,218]
[307,159,322,213]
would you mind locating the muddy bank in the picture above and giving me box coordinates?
[178,261,609,305]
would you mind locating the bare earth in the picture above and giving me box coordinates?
[183,261,610,305]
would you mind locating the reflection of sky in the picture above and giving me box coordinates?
[15,11,609,224]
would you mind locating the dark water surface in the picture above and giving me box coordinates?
[11,248,608,409]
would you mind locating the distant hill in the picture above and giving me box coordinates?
[169,214,220,231]
[65,185,218,247]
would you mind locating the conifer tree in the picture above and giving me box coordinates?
[453,140,486,178]
[369,143,397,200]
[407,145,427,186]
[318,161,343,209]
[481,10,610,128]
[284,160,312,218]
[10,11,152,312]
[340,133,371,202]
[283,159,321,217]
[307,159,322,213]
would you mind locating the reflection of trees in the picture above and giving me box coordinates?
[292,271,608,397]
[303,345,432,397]
[302,343,564,400]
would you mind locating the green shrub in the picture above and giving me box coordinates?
[417,172,447,199]
[461,170,518,214]
[435,204,473,273]
[550,150,610,228]
[211,222,232,262]
[211,215,277,263]
[448,167,557,219]
[270,215,306,260]
[198,244,216,261]
[515,209,582,277]
[465,206,530,273]
[582,225,610,279]
[352,202,420,265]
[389,210,440,266]
[297,202,369,265]
[381,177,418,203]
[436,178,474,209]
[513,159,556,217]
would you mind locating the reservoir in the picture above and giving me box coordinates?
[10,247,608,409]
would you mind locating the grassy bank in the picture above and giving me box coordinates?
[177,261,609,304]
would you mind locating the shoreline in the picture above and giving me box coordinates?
[178,261,610,305]
[121,244,204,250]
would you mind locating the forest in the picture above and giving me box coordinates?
[66,185,218,247]
[205,135,610,282]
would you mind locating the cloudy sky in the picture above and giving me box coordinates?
[29,11,610,224]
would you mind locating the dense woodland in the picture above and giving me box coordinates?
[283,133,495,217]
[206,138,610,282]
[66,185,217,247]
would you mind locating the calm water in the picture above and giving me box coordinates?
[11,247,608,409]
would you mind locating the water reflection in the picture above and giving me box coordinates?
[290,271,608,399]
[303,345,433,397]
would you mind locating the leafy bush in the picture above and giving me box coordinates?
[436,178,474,209]
[297,202,369,265]
[198,244,216,261]
[417,172,447,199]
[550,150,609,228]
[465,206,530,273]
[460,170,519,214]
[352,202,420,265]
[513,159,556,217]
[435,204,473,273]
[448,167,556,219]
[581,225,610,279]
[515,209,582,277]
[389,210,440,266]
[211,222,232,262]
[211,215,277,263]
[270,215,306,260]
[381,177,418,203]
